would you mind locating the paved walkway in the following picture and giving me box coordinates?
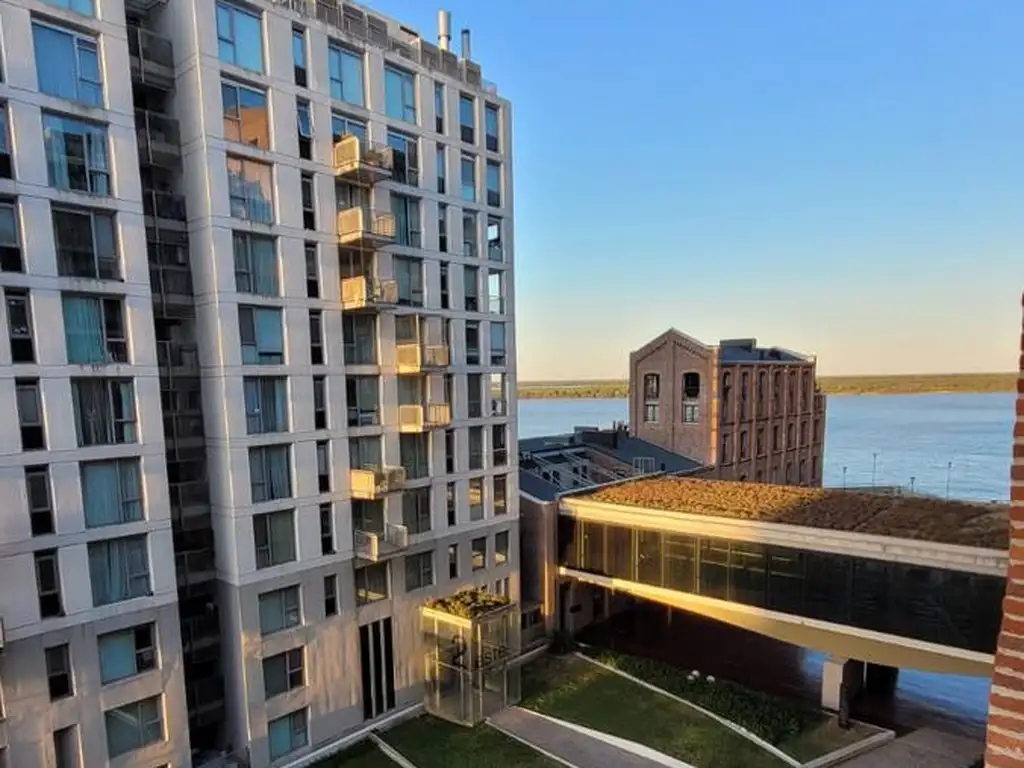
[489,707,680,768]
[840,727,983,768]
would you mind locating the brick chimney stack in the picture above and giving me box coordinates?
[987,293,1024,766]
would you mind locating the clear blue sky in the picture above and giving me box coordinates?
[383,0,1023,380]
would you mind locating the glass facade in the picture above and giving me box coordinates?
[558,517,1003,654]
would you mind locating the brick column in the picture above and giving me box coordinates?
[987,293,1024,767]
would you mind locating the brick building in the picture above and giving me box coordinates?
[629,329,827,485]
[987,294,1024,766]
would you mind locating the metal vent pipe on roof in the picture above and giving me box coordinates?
[461,28,471,61]
[438,10,452,51]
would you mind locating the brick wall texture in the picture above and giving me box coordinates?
[987,293,1024,767]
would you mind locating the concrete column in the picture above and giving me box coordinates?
[864,663,899,696]
[821,655,865,712]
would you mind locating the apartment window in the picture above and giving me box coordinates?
[405,551,433,591]
[268,709,308,760]
[444,428,456,473]
[292,27,307,86]
[313,375,327,429]
[463,210,479,258]
[62,295,128,364]
[329,44,364,105]
[216,1,264,72]
[0,106,9,180]
[355,562,389,605]
[468,426,484,470]
[35,549,63,617]
[297,98,313,160]
[239,306,284,364]
[253,509,296,569]
[488,270,505,314]
[466,321,481,366]
[494,475,507,516]
[469,477,484,520]
[53,207,118,279]
[259,585,301,635]
[249,445,291,502]
[487,217,503,261]
[402,487,431,535]
[42,0,95,14]
[459,265,477,312]
[82,458,143,528]
[264,649,304,698]
[318,502,334,555]
[387,130,419,186]
[683,373,701,422]
[467,372,482,417]
[46,645,73,700]
[434,82,445,133]
[32,22,101,106]
[485,103,500,151]
[104,696,162,759]
[492,425,507,466]
[98,624,155,684]
[385,66,417,123]
[6,289,34,363]
[787,422,796,448]
[26,465,55,536]
[393,258,423,309]
[439,261,450,309]
[309,310,324,365]
[72,378,136,446]
[17,379,45,450]
[471,537,486,570]
[316,440,331,492]
[53,727,79,768]
[392,194,422,248]
[459,94,475,143]
[332,112,367,143]
[344,376,377,427]
[301,172,316,230]
[740,430,749,460]
[436,204,449,253]
[88,535,150,605]
[0,200,21,271]
[400,433,429,480]
[460,154,476,202]
[495,531,510,566]
[721,433,732,463]
[486,161,501,207]
[324,574,338,616]
[786,461,794,483]
[343,314,376,365]
[448,543,459,579]
[772,425,781,451]
[643,373,660,423]
[244,377,288,433]
[436,145,446,193]
[227,155,273,223]
[43,114,109,194]
[446,482,456,526]
[756,428,765,456]
[490,322,507,365]
[303,242,320,297]
[221,79,269,148]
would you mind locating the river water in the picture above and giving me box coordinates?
[518,392,1016,736]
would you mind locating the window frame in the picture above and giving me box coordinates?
[6,288,35,363]
[52,206,119,280]
[26,465,55,536]
[471,537,487,571]
[292,26,307,86]
[238,305,284,364]
[226,154,274,223]
[62,294,128,364]
[103,695,163,759]
[384,65,417,123]
[35,548,63,617]
[264,648,305,699]
[216,0,265,72]
[71,377,137,447]
[45,644,73,700]
[328,43,365,106]
[42,113,110,195]
[17,378,46,450]
[405,550,434,591]
[249,444,292,503]
[259,585,301,635]
[484,103,500,151]
[459,94,475,143]
[221,78,270,148]
[32,20,103,106]
[97,623,156,684]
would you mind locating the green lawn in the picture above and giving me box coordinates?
[521,655,789,768]
[317,739,396,767]
[381,714,560,768]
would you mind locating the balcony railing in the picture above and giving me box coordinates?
[333,134,393,184]
[150,264,193,299]
[337,207,395,248]
[350,465,407,499]
[136,110,181,167]
[128,27,174,91]
[340,276,398,311]
[156,341,199,371]
[353,522,409,562]
[143,189,187,222]
[396,343,450,374]
[398,402,452,432]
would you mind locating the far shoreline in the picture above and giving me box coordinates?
[518,373,1016,400]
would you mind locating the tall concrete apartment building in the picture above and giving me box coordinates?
[986,293,1024,767]
[630,329,826,485]
[0,0,517,766]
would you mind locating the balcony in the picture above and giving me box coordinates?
[128,27,174,91]
[156,341,199,373]
[136,110,181,168]
[354,523,409,563]
[125,0,169,11]
[396,343,450,374]
[150,264,193,301]
[337,207,395,249]
[341,276,398,311]
[399,402,452,433]
[350,466,407,500]
[334,135,394,184]
[143,189,187,222]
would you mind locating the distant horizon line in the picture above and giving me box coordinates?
[519,372,1017,386]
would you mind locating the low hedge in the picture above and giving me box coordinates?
[586,649,825,746]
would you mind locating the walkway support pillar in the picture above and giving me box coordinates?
[821,655,864,712]
[864,663,899,696]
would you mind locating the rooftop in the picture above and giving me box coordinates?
[573,476,1009,550]
[718,338,812,364]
